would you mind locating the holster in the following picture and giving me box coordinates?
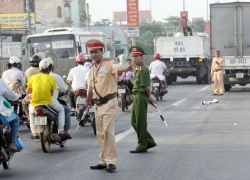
[95,93,116,106]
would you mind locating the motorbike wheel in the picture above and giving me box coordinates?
[121,97,126,112]
[2,161,10,169]
[40,123,51,153]
[91,118,96,136]
[78,109,85,127]
[155,90,159,101]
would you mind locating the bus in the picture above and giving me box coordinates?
[24,27,105,75]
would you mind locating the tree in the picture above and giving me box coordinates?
[163,16,180,32]
[192,19,205,32]
[93,19,111,26]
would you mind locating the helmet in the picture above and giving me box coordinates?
[30,53,44,67]
[39,58,53,70]
[46,57,54,65]
[154,53,161,60]
[118,54,129,66]
[9,56,21,64]
[76,54,85,63]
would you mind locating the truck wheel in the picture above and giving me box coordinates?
[224,84,231,92]
[196,76,203,84]
[203,74,210,84]
[167,75,172,85]
[172,75,177,82]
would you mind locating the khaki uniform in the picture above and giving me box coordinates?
[211,57,225,94]
[131,62,156,150]
[88,60,120,165]
[24,67,40,87]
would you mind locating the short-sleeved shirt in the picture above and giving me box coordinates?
[211,57,225,73]
[149,60,166,76]
[133,62,150,93]
[24,67,40,87]
[67,65,89,91]
[88,60,120,98]
[27,73,56,107]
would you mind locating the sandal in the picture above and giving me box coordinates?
[70,111,76,116]
[9,143,20,152]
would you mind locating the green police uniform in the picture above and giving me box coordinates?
[131,62,156,151]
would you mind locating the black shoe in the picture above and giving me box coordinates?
[58,134,67,141]
[70,111,76,116]
[219,94,224,96]
[212,93,218,96]
[130,149,147,153]
[90,164,106,170]
[106,164,116,172]
[65,134,72,139]
[147,143,157,150]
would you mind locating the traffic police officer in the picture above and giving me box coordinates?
[85,39,132,172]
[129,46,157,153]
[211,49,225,95]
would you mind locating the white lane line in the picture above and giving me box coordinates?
[172,99,187,106]
[115,127,134,142]
[200,86,210,91]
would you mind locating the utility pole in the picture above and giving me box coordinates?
[183,0,185,11]
[86,3,90,31]
[26,0,31,34]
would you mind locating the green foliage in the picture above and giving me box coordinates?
[93,19,111,26]
[192,19,205,32]
[163,16,180,32]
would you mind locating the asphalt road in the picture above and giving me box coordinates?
[2,77,250,180]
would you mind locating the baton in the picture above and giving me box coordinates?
[201,99,219,105]
[153,103,168,128]
[75,106,90,131]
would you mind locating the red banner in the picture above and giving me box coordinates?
[127,0,139,27]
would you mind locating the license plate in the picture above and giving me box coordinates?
[76,97,85,104]
[153,83,159,87]
[118,88,126,93]
[236,73,244,78]
[35,116,47,125]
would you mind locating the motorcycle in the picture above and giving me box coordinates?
[151,76,167,101]
[75,88,87,124]
[34,105,67,153]
[117,80,133,112]
[0,125,23,169]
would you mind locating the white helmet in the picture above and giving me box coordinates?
[39,58,53,70]
[9,56,21,64]
[37,52,46,60]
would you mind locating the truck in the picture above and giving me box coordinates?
[210,2,250,91]
[154,33,210,85]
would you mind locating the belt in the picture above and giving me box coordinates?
[95,93,116,106]
[133,91,145,95]
[215,69,222,72]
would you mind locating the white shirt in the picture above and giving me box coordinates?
[149,60,166,76]
[2,67,25,93]
[67,65,89,91]
[0,79,20,113]
[50,72,68,101]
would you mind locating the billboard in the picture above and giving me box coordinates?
[127,0,139,27]
[0,13,36,33]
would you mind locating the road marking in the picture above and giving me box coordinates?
[115,127,134,142]
[172,99,187,106]
[200,86,210,91]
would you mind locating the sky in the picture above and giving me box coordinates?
[87,0,250,22]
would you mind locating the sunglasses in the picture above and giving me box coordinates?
[89,50,100,54]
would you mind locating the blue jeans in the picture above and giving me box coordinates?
[9,113,19,143]
[63,105,71,130]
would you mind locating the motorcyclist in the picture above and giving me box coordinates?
[0,78,21,152]
[47,57,72,139]
[67,54,89,116]
[26,58,66,141]
[2,56,25,95]
[118,54,134,93]
[22,52,45,127]
[149,53,167,92]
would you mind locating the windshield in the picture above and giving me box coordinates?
[27,34,76,59]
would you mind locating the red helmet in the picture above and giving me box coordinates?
[76,54,85,63]
[154,53,161,60]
